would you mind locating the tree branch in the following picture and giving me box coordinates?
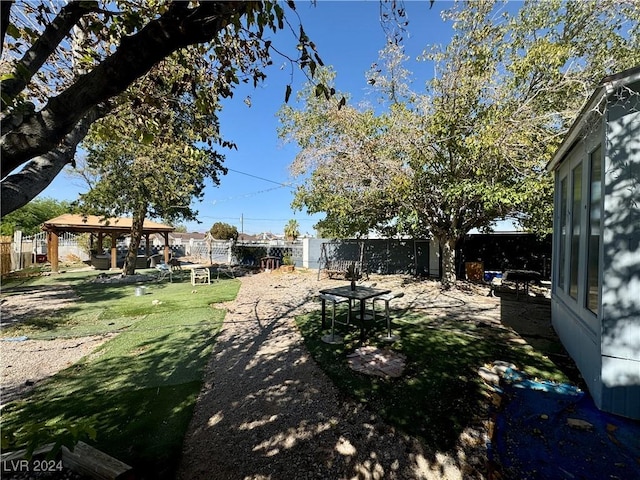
[1,1,249,177]
[1,0,100,111]
[1,105,108,217]
[1,0,13,55]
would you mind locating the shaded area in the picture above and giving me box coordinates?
[492,370,640,480]
[1,274,240,479]
[178,274,485,480]
[497,293,584,385]
[2,313,224,479]
[297,307,568,455]
[457,233,552,280]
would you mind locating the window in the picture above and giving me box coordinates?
[569,163,582,299]
[558,177,568,291]
[586,145,602,313]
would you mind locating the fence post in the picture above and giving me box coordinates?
[12,230,23,271]
[302,238,309,269]
[49,231,60,272]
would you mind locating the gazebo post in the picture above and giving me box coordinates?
[48,231,59,273]
[97,233,104,253]
[110,234,117,270]
[145,233,150,258]
[163,232,170,264]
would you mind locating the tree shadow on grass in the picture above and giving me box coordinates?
[299,308,565,452]
[1,315,223,480]
[495,292,585,385]
[177,286,527,480]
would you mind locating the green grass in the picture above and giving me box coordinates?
[1,270,240,479]
[295,306,571,453]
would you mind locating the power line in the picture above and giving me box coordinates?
[226,168,295,189]
[210,185,288,205]
[197,215,316,223]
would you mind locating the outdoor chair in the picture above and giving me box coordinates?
[191,267,211,286]
[372,291,404,342]
[319,293,351,344]
[156,263,173,282]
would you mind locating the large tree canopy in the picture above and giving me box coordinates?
[0,197,71,236]
[280,0,640,287]
[74,46,228,275]
[0,0,326,217]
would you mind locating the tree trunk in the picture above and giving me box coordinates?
[440,237,457,289]
[123,204,147,276]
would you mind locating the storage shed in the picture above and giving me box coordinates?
[546,66,640,419]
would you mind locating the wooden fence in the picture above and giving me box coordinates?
[0,236,11,276]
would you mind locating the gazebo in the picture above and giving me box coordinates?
[42,214,174,272]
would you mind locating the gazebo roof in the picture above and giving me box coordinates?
[42,214,174,235]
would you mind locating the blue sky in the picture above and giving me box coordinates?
[44,1,457,235]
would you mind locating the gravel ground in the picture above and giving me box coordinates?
[1,335,112,404]
[0,284,113,406]
[176,271,494,480]
[1,268,551,479]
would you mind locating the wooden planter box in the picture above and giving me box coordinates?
[1,441,134,480]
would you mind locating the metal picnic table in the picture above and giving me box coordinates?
[319,284,391,343]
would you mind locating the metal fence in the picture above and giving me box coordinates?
[188,240,304,267]
[1,231,89,274]
[314,238,441,278]
[188,240,232,264]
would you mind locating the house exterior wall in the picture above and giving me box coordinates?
[600,85,640,416]
[551,298,603,402]
[551,80,640,419]
[551,122,605,408]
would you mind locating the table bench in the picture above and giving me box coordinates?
[323,260,364,279]
[502,270,542,299]
[260,256,281,271]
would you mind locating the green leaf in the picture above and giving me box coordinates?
[5,24,20,39]
[285,85,292,103]
[140,132,154,145]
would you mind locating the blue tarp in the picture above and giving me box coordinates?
[491,369,640,480]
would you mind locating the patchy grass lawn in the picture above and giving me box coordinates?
[2,269,240,479]
[295,305,571,453]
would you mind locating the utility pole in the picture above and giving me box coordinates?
[240,213,244,240]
